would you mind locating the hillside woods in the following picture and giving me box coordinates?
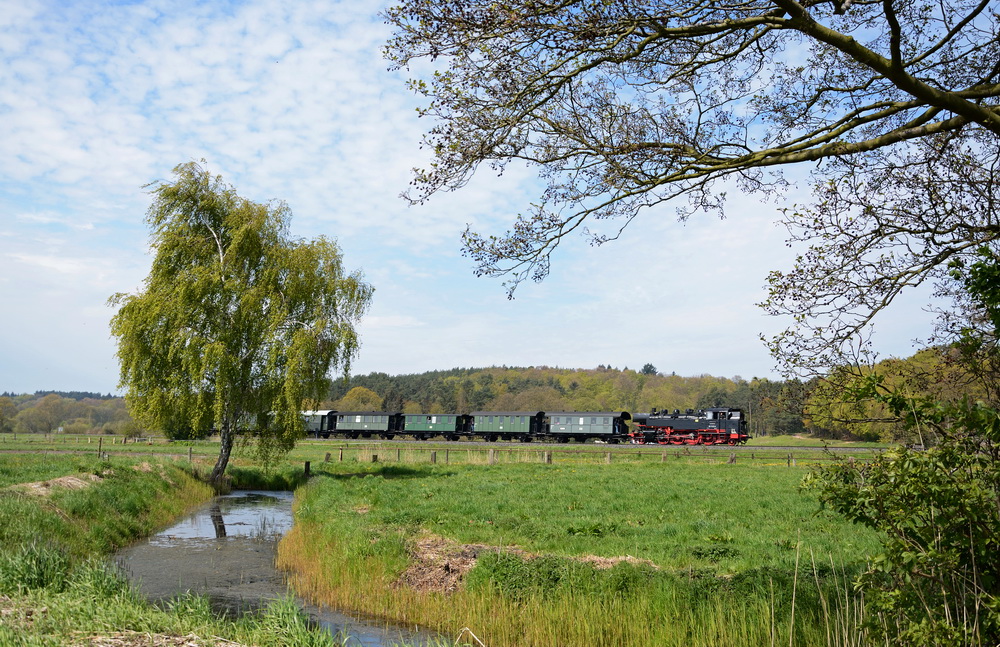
[325,366,807,437]
[11,352,967,441]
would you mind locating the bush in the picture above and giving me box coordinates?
[807,391,1000,646]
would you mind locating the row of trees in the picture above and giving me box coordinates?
[0,393,133,436]
[328,365,874,438]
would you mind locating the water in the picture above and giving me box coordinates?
[116,490,438,646]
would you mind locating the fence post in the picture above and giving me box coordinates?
[372,454,378,463]
[605,451,611,464]
[339,448,344,462]
[544,451,552,464]
[446,449,450,465]
[98,437,103,456]
[188,446,192,462]
[661,451,667,463]
[397,448,401,462]
[325,452,331,463]
[431,451,437,464]
[727,452,736,465]
[304,461,311,476]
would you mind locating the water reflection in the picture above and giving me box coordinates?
[116,490,438,647]
[209,504,226,538]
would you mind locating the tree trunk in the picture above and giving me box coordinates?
[210,422,234,487]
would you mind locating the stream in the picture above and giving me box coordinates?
[115,490,438,646]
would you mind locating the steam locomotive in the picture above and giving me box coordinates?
[304,407,749,445]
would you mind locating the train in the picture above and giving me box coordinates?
[303,407,750,445]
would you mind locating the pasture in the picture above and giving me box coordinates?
[281,459,881,647]
[0,435,883,646]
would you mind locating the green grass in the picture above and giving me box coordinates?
[300,462,875,572]
[280,460,879,647]
[0,454,349,647]
[0,452,104,487]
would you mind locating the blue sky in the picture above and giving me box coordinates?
[0,0,938,394]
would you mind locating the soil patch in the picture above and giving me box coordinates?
[395,534,658,594]
[11,474,102,496]
[395,534,526,594]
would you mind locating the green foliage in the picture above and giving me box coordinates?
[224,463,310,491]
[109,161,373,482]
[334,386,384,411]
[807,390,1000,646]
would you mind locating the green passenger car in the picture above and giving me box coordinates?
[332,411,403,438]
[469,411,546,441]
[403,414,467,440]
[547,412,631,442]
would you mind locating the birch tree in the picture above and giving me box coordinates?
[110,162,373,485]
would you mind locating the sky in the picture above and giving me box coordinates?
[0,0,940,395]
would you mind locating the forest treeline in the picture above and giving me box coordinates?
[0,392,133,436]
[324,365,809,437]
[2,347,974,441]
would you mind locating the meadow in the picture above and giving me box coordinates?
[280,459,882,647]
[0,436,884,646]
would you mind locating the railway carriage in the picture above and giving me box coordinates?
[547,411,631,443]
[328,410,404,439]
[303,410,336,438]
[403,413,470,441]
[467,411,546,441]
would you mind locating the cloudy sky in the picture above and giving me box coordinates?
[0,0,938,395]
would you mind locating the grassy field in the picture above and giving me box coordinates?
[279,460,880,647]
[0,453,338,647]
[0,434,884,646]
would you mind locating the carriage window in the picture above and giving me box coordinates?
[591,417,597,425]
[520,416,525,423]
[579,417,584,425]
[604,417,610,425]
[355,415,362,423]
[488,416,494,423]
